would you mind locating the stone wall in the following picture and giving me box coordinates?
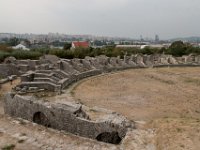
[4,54,200,143]
[12,54,200,93]
[0,64,20,78]
[4,93,132,143]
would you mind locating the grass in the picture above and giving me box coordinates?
[1,144,15,150]
[184,77,200,86]
[146,75,175,85]
[180,144,185,148]
[176,128,183,132]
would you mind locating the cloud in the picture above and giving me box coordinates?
[0,0,200,39]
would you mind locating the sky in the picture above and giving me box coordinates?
[0,0,200,39]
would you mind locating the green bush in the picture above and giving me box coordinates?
[1,41,200,61]
[2,144,15,150]
[0,51,10,62]
[31,48,50,55]
[11,50,42,60]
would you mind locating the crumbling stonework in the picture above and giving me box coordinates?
[1,54,199,93]
[4,93,133,144]
[0,64,20,78]
[3,54,200,143]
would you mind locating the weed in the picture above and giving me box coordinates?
[176,128,182,132]
[1,144,15,150]
[180,144,185,148]
[184,77,200,86]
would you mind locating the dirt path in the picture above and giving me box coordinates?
[0,114,122,150]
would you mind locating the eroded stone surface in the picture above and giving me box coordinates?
[2,54,200,144]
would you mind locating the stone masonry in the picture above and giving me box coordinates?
[3,54,200,144]
[11,54,200,93]
[4,93,133,144]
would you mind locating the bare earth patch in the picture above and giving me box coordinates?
[73,67,200,149]
[0,78,154,149]
[1,67,200,149]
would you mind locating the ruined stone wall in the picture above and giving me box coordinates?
[13,54,200,93]
[0,64,20,78]
[4,93,128,140]
[75,69,102,81]
[4,54,200,143]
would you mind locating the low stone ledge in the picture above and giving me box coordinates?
[0,75,17,84]
[34,77,58,84]
[17,81,61,92]
[75,69,102,81]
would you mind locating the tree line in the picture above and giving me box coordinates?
[0,41,200,62]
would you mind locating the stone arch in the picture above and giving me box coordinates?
[96,132,122,144]
[33,111,51,127]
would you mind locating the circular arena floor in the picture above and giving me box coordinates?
[72,67,200,149]
[73,67,200,121]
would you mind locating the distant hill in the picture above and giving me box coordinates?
[170,37,200,43]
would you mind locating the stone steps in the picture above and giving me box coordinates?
[18,81,61,92]
[54,70,70,78]
[34,73,60,82]
[15,54,200,93]
[34,77,58,84]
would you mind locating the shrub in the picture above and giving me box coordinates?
[0,51,10,62]
[11,50,42,60]
[2,144,15,150]
[0,44,13,53]
[31,48,50,55]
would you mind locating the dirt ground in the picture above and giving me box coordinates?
[0,78,155,150]
[0,79,120,150]
[73,67,200,150]
[1,67,200,150]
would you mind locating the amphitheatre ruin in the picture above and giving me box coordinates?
[1,54,200,149]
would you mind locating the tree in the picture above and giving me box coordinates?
[7,37,20,46]
[63,43,72,50]
[169,41,187,56]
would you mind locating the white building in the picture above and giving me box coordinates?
[140,44,170,49]
[12,44,30,51]
[116,44,168,49]
[116,45,141,48]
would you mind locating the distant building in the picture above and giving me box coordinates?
[116,44,169,49]
[155,35,159,42]
[71,41,89,49]
[116,45,141,48]
[141,44,170,49]
[12,44,30,51]
[50,45,63,49]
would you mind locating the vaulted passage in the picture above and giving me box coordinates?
[33,112,51,127]
[96,132,122,144]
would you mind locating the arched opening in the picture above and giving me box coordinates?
[33,112,51,127]
[96,132,122,144]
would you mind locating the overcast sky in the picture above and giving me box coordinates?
[0,0,200,39]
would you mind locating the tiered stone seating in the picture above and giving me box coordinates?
[15,54,200,93]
